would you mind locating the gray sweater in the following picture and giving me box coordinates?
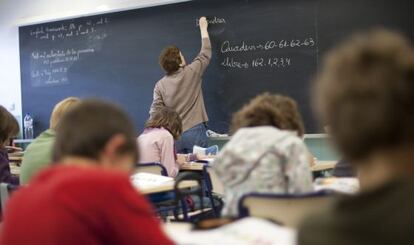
[150,38,211,132]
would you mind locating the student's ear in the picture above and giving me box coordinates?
[102,134,127,163]
[101,134,135,172]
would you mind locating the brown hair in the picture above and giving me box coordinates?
[53,99,138,163]
[230,93,305,136]
[0,106,19,145]
[50,97,80,130]
[146,107,183,140]
[314,29,414,162]
[159,46,182,75]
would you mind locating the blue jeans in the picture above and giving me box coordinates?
[176,123,208,154]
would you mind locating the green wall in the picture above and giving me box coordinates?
[209,134,339,161]
[304,137,339,161]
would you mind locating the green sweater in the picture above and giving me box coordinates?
[20,129,55,184]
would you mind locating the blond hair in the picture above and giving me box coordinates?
[50,97,81,130]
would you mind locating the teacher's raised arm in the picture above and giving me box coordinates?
[188,17,212,75]
[149,17,211,154]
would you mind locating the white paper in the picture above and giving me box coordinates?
[130,172,174,189]
[314,177,359,194]
[167,217,297,245]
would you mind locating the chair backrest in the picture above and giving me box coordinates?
[203,165,224,196]
[174,172,205,221]
[1,183,19,214]
[238,191,336,228]
[174,172,204,203]
[134,163,168,176]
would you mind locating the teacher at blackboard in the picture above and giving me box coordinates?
[149,17,211,154]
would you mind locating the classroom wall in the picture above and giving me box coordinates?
[304,138,339,161]
[208,136,339,161]
[0,0,187,119]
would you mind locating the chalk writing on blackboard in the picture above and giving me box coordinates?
[219,36,315,71]
[195,16,226,26]
[30,48,95,87]
[221,57,292,70]
[27,16,110,87]
[220,38,316,53]
[29,17,109,41]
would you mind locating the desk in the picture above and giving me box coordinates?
[311,161,337,172]
[314,177,359,194]
[10,163,21,175]
[137,180,197,195]
[9,156,23,163]
[163,222,192,236]
[13,139,34,144]
[180,162,205,171]
[181,161,337,172]
[164,217,296,245]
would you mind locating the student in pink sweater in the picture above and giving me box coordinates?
[138,107,184,177]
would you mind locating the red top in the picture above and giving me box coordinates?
[0,165,173,245]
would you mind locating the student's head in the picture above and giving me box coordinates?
[230,93,305,137]
[49,97,81,130]
[146,107,183,140]
[0,106,19,147]
[53,100,138,172]
[314,29,414,167]
[159,46,186,75]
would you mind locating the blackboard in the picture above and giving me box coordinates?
[19,0,414,136]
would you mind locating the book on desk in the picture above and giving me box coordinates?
[131,173,197,195]
[131,173,174,189]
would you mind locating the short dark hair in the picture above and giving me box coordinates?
[314,29,414,162]
[146,107,183,140]
[230,93,305,136]
[0,106,19,145]
[159,46,182,75]
[53,99,138,163]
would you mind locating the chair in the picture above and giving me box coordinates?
[238,190,336,228]
[202,165,224,216]
[0,183,19,215]
[134,163,168,176]
[133,163,175,215]
[172,172,215,222]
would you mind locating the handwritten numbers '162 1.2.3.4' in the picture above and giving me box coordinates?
[251,57,291,68]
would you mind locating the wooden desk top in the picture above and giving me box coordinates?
[137,180,197,195]
[10,164,21,175]
[311,161,337,172]
[180,162,205,171]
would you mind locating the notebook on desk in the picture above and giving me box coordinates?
[130,173,174,189]
[193,145,219,156]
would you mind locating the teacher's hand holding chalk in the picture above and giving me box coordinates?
[199,16,209,39]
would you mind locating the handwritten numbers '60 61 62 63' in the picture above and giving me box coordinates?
[221,37,316,54]
[263,38,315,50]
